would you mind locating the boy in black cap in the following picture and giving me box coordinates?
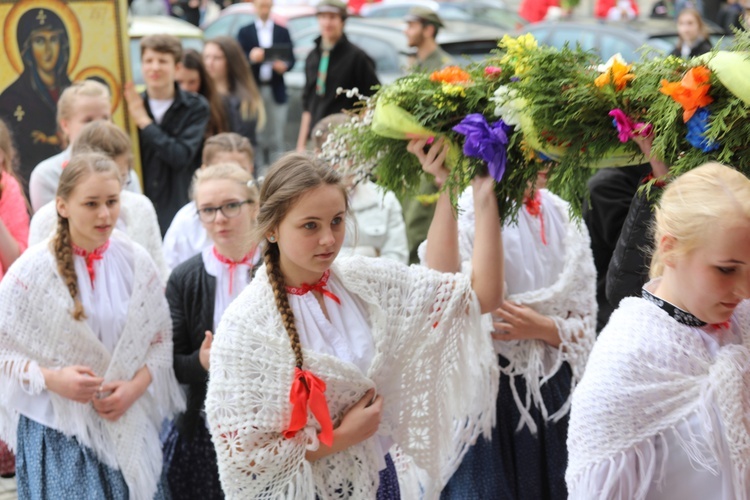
[295,0,380,152]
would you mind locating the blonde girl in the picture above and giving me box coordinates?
[163,163,260,499]
[205,154,503,498]
[28,120,170,282]
[567,163,750,499]
[28,80,141,212]
[163,132,255,269]
[0,152,184,499]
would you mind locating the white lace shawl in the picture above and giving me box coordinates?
[28,191,170,283]
[424,188,597,433]
[205,255,499,499]
[566,297,750,499]
[0,236,185,500]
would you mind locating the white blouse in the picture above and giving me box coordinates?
[202,245,261,332]
[7,232,135,428]
[163,201,211,270]
[287,270,392,468]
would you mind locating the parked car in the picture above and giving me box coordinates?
[283,17,503,146]
[519,17,726,61]
[360,0,527,31]
[129,16,204,88]
[201,3,317,40]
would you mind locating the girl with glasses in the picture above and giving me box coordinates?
[162,133,255,270]
[163,162,260,499]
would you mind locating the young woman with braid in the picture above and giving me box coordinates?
[0,152,184,499]
[205,153,504,499]
[162,132,255,269]
[28,120,169,282]
[163,163,260,499]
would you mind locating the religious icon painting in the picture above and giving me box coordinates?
[0,0,138,189]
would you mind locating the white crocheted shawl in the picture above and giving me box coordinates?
[0,235,185,500]
[442,188,597,433]
[28,191,171,283]
[566,297,750,499]
[206,255,499,499]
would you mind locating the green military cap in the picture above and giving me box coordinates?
[316,0,348,18]
[404,6,444,28]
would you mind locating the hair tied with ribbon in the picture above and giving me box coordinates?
[284,368,334,447]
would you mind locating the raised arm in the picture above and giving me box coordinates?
[410,137,504,313]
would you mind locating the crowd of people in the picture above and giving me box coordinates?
[0,0,749,499]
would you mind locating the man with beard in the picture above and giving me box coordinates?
[403,7,453,73]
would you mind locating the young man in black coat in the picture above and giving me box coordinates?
[237,0,295,171]
[125,34,209,234]
[295,0,380,152]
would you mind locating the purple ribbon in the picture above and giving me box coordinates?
[453,113,513,182]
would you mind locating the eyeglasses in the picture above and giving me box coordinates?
[196,199,253,223]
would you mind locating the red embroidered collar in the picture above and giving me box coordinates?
[523,191,547,245]
[212,246,256,294]
[72,240,110,287]
[285,269,341,304]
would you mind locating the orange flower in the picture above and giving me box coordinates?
[594,59,635,92]
[430,66,472,85]
[660,66,713,122]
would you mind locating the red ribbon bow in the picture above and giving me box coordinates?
[72,240,110,287]
[523,191,547,245]
[285,269,341,304]
[284,367,334,447]
[212,246,256,295]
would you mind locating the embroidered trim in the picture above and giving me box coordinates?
[71,240,110,287]
[285,269,341,304]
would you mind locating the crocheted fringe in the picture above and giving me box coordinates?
[568,407,732,500]
[433,299,499,492]
[143,362,187,422]
[0,356,47,451]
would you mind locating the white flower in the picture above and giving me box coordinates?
[596,53,628,73]
[491,85,521,126]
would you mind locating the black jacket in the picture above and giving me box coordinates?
[302,34,379,133]
[670,38,713,58]
[166,253,262,436]
[606,182,664,309]
[237,21,295,104]
[166,254,216,437]
[140,85,209,234]
[582,163,651,332]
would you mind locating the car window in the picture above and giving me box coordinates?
[347,34,400,73]
[203,15,240,39]
[130,40,145,86]
[287,16,318,37]
[371,6,412,18]
[472,7,526,29]
[547,28,597,52]
[437,4,473,20]
[598,33,637,61]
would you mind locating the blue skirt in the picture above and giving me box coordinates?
[440,357,572,500]
[162,419,224,499]
[16,415,170,500]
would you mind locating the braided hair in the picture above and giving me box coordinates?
[253,154,348,368]
[53,152,122,320]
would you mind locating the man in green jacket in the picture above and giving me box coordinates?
[402,7,454,263]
